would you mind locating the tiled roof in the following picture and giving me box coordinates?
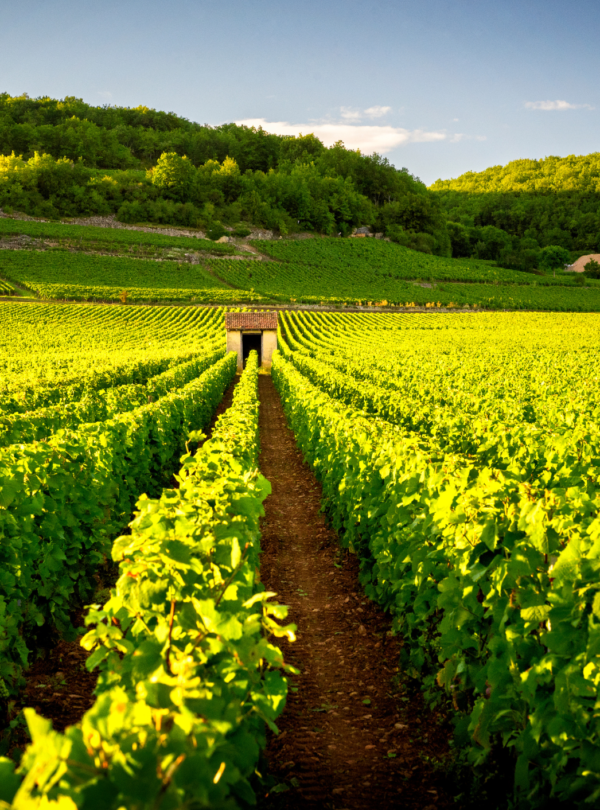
[225,312,278,330]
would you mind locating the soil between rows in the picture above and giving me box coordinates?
[256,375,451,809]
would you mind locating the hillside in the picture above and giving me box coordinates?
[430,153,600,194]
[429,152,600,273]
[6,95,600,281]
[3,213,600,311]
[0,93,449,253]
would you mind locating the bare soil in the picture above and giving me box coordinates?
[257,375,451,809]
[14,617,98,735]
[0,608,99,761]
[570,253,600,273]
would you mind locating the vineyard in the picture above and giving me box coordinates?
[271,310,600,807]
[251,237,583,286]
[3,216,600,311]
[0,303,296,808]
[0,250,268,304]
[2,85,600,810]
[1,286,600,807]
[207,253,600,310]
[0,277,14,295]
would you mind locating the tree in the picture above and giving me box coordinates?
[539,245,571,276]
[149,152,195,201]
[584,258,600,278]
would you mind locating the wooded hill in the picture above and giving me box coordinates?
[0,94,449,253]
[430,154,600,271]
[2,94,599,272]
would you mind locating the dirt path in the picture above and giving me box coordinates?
[257,376,451,809]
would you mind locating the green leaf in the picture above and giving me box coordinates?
[0,481,19,509]
[23,708,52,742]
[591,592,600,620]
[520,605,550,622]
[0,758,20,803]
[131,640,163,678]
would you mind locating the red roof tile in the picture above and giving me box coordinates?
[225,312,278,330]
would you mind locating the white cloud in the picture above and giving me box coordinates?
[363,105,392,119]
[97,91,112,101]
[234,118,446,153]
[449,133,487,143]
[340,107,362,121]
[340,105,391,121]
[524,99,594,111]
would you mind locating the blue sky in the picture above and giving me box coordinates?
[1,0,599,184]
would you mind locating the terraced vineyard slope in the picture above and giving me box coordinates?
[3,215,600,310]
[0,246,268,303]
[0,216,238,255]
[210,237,600,310]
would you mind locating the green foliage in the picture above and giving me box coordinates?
[203,237,600,310]
[0,95,284,171]
[0,304,235,688]
[584,259,600,278]
[375,196,451,256]
[251,237,536,286]
[279,132,325,164]
[0,304,223,413]
[0,93,448,244]
[430,154,600,269]
[0,350,222,448]
[273,310,600,808]
[5,226,600,308]
[249,237,584,287]
[231,225,251,238]
[205,222,227,241]
[539,245,571,272]
[0,351,236,691]
[0,351,295,809]
[0,277,13,295]
[431,153,600,194]
[149,151,196,201]
[2,305,207,394]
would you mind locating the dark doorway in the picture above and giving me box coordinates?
[242,332,262,367]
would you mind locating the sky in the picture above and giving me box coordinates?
[1,0,599,185]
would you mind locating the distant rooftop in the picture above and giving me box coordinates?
[569,253,600,273]
[225,312,278,330]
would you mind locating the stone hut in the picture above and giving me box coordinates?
[225,311,278,372]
